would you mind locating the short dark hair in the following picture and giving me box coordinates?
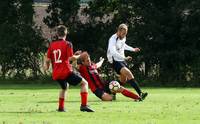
[57,25,67,37]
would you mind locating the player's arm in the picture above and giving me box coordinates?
[68,42,81,62]
[69,50,82,63]
[124,44,140,61]
[96,57,105,69]
[69,54,80,62]
[71,54,82,70]
[43,53,51,71]
[124,43,140,52]
[76,64,81,70]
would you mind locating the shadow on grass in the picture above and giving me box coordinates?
[0,111,55,114]
[0,84,81,90]
[37,99,136,104]
[38,100,101,103]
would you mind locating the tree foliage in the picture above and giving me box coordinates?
[84,0,200,83]
[0,0,45,79]
[44,0,200,84]
[43,0,80,28]
[129,0,200,83]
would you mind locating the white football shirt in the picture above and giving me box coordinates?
[107,34,135,63]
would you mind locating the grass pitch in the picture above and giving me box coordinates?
[0,83,200,124]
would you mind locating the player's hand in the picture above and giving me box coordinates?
[125,56,132,61]
[133,48,140,52]
[74,50,82,55]
[96,57,105,68]
[99,57,105,62]
[43,66,47,71]
[43,56,50,72]
[43,64,49,72]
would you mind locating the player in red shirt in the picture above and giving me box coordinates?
[78,52,141,101]
[44,25,94,112]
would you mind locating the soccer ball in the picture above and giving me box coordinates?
[109,81,120,92]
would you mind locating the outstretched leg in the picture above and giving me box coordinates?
[117,87,140,100]
[101,93,113,101]
[120,67,148,100]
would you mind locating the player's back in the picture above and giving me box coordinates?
[79,64,104,92]
[47,39,73,80]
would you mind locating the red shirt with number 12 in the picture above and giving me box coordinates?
[47,39,73,80]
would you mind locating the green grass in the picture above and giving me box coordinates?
[0,84,200,124]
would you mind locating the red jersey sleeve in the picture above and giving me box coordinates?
[67,42,73,57]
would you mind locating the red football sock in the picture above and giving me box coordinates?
[80,92,88,106]
[58,97,64,109]
[121,89,140,100]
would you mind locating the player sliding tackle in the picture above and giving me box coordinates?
[43,25,94,112]
[78,52,141,101]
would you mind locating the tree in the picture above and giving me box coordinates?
[44,0,200,84]
[87,0,200,83]
[0,0,45,79]
[44,0,114,58]
[43,0,80,28]
[129,0,200,83]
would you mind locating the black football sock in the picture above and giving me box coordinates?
[126,79,142,95]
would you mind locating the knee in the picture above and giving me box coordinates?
[60,89,66,93]
[119,78,127,85]
[101,94,113,101]
[120,68,133,77]
[81,78,88,87]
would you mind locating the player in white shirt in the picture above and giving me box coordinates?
[107,23,148,100]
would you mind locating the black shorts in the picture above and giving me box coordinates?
[113,60,128,74]
[93,83,111,99]
[57,72,82,90]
